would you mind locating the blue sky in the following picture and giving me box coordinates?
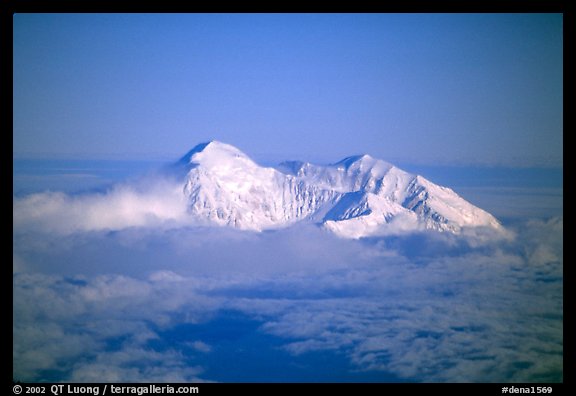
[13,13,562,166]
[12,13,563,383]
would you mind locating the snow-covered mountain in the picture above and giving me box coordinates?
[174,141,502,238]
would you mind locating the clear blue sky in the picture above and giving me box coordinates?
[13,13,562,166]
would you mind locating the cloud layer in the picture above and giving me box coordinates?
[13,177,193,234]
[13,185,563,384]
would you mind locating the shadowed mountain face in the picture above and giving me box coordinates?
[178,141,503,238]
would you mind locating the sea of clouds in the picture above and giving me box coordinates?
[13,174,563,383]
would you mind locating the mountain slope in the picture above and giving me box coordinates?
[179,141,339,230]
[176,141,502,238]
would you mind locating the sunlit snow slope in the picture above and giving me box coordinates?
[175,141,502,238]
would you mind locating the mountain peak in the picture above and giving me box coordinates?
[335,155,369,168]
[333,154,393,169]
[176,141,502,237]
[178,141,254,169]
[331,154,395,182]
[178,141,211,163]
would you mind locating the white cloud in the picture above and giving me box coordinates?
[68,346,208,383]
[13,209,563,382]
[188,341,212,353]
[12,270,220,382]
[13,179,191,234]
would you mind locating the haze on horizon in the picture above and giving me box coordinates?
[13,13,563,384]
[13,13,562,167]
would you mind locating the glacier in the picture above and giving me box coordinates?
[172,141,502,239]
